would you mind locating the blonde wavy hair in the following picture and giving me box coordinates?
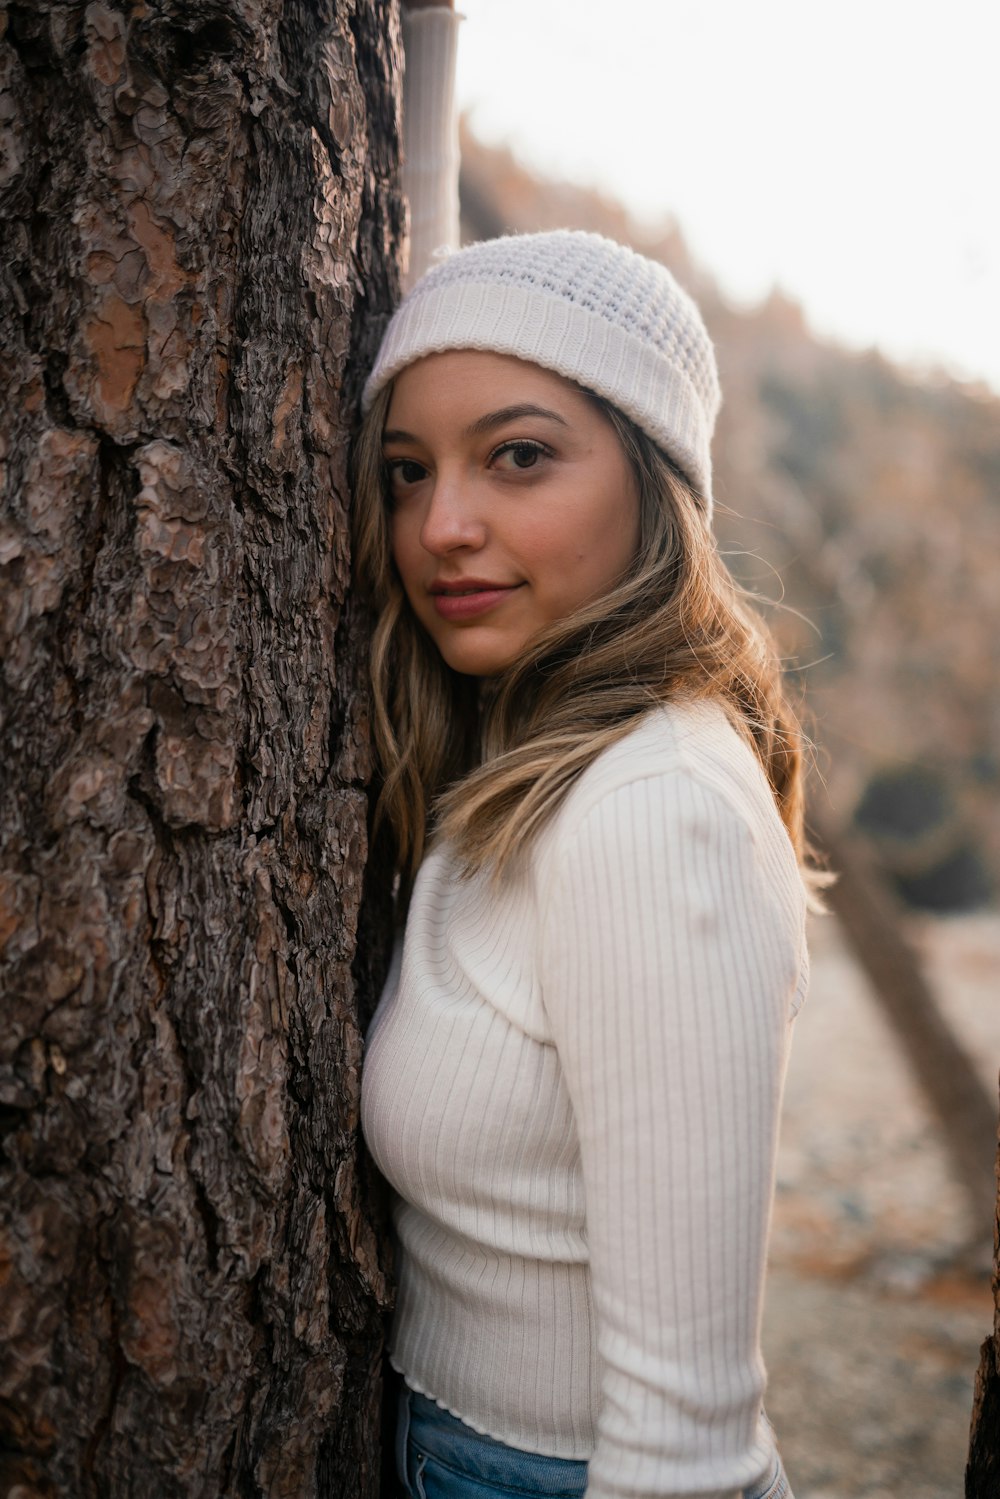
[353,378,815,892]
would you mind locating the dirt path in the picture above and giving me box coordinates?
[761,912,998,1498]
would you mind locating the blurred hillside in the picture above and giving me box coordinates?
[459,128,1000,909]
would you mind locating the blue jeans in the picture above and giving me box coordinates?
[395,1382,792,1499]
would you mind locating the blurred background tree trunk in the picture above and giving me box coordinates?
[966,1115,1000,1494]
[0,2,402,1494]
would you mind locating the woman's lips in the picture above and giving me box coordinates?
[430,583,522,621]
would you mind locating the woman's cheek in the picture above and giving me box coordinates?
[389,514,415,581]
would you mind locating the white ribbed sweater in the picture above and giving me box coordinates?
[361,702,808,1499]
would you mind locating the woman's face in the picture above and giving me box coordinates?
[383,350,641,677]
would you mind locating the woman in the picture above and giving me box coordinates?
[355,8,811,1497]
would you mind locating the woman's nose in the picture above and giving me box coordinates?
[418,473,487,555]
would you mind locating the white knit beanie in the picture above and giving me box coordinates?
[362,229,722,519]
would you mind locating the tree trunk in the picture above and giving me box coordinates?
[808,807,997,1236]
[966,1103,1000,1495]
[0,2,403,1494]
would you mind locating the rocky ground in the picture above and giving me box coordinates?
[761,912,998,1498]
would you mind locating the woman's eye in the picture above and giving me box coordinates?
[492,441,547,471]
[386,458,427,487]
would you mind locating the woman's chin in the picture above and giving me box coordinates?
[440,650,511,679]
[433,631,526,680]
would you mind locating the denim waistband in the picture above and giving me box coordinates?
[396,1380,792,1499]
[398,1383,588,1497]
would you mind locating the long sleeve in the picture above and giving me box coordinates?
[538,770,801,1499]
[400,8,462,291]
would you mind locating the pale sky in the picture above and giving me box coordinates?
[456,0,1000,395]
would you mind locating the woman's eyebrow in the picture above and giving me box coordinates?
[465,404,569,437]
[380,404,569,449]
[381,404,570,448]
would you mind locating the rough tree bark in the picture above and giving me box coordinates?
[0,1,403,1494]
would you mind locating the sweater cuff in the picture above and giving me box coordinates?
[401,8,463,291]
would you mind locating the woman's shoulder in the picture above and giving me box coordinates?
[541,697,791,858]
[529,701,809,1006]
[562,698,765,810]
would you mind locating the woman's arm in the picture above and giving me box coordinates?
[540,770,803,1499]
[399,0,461,291]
